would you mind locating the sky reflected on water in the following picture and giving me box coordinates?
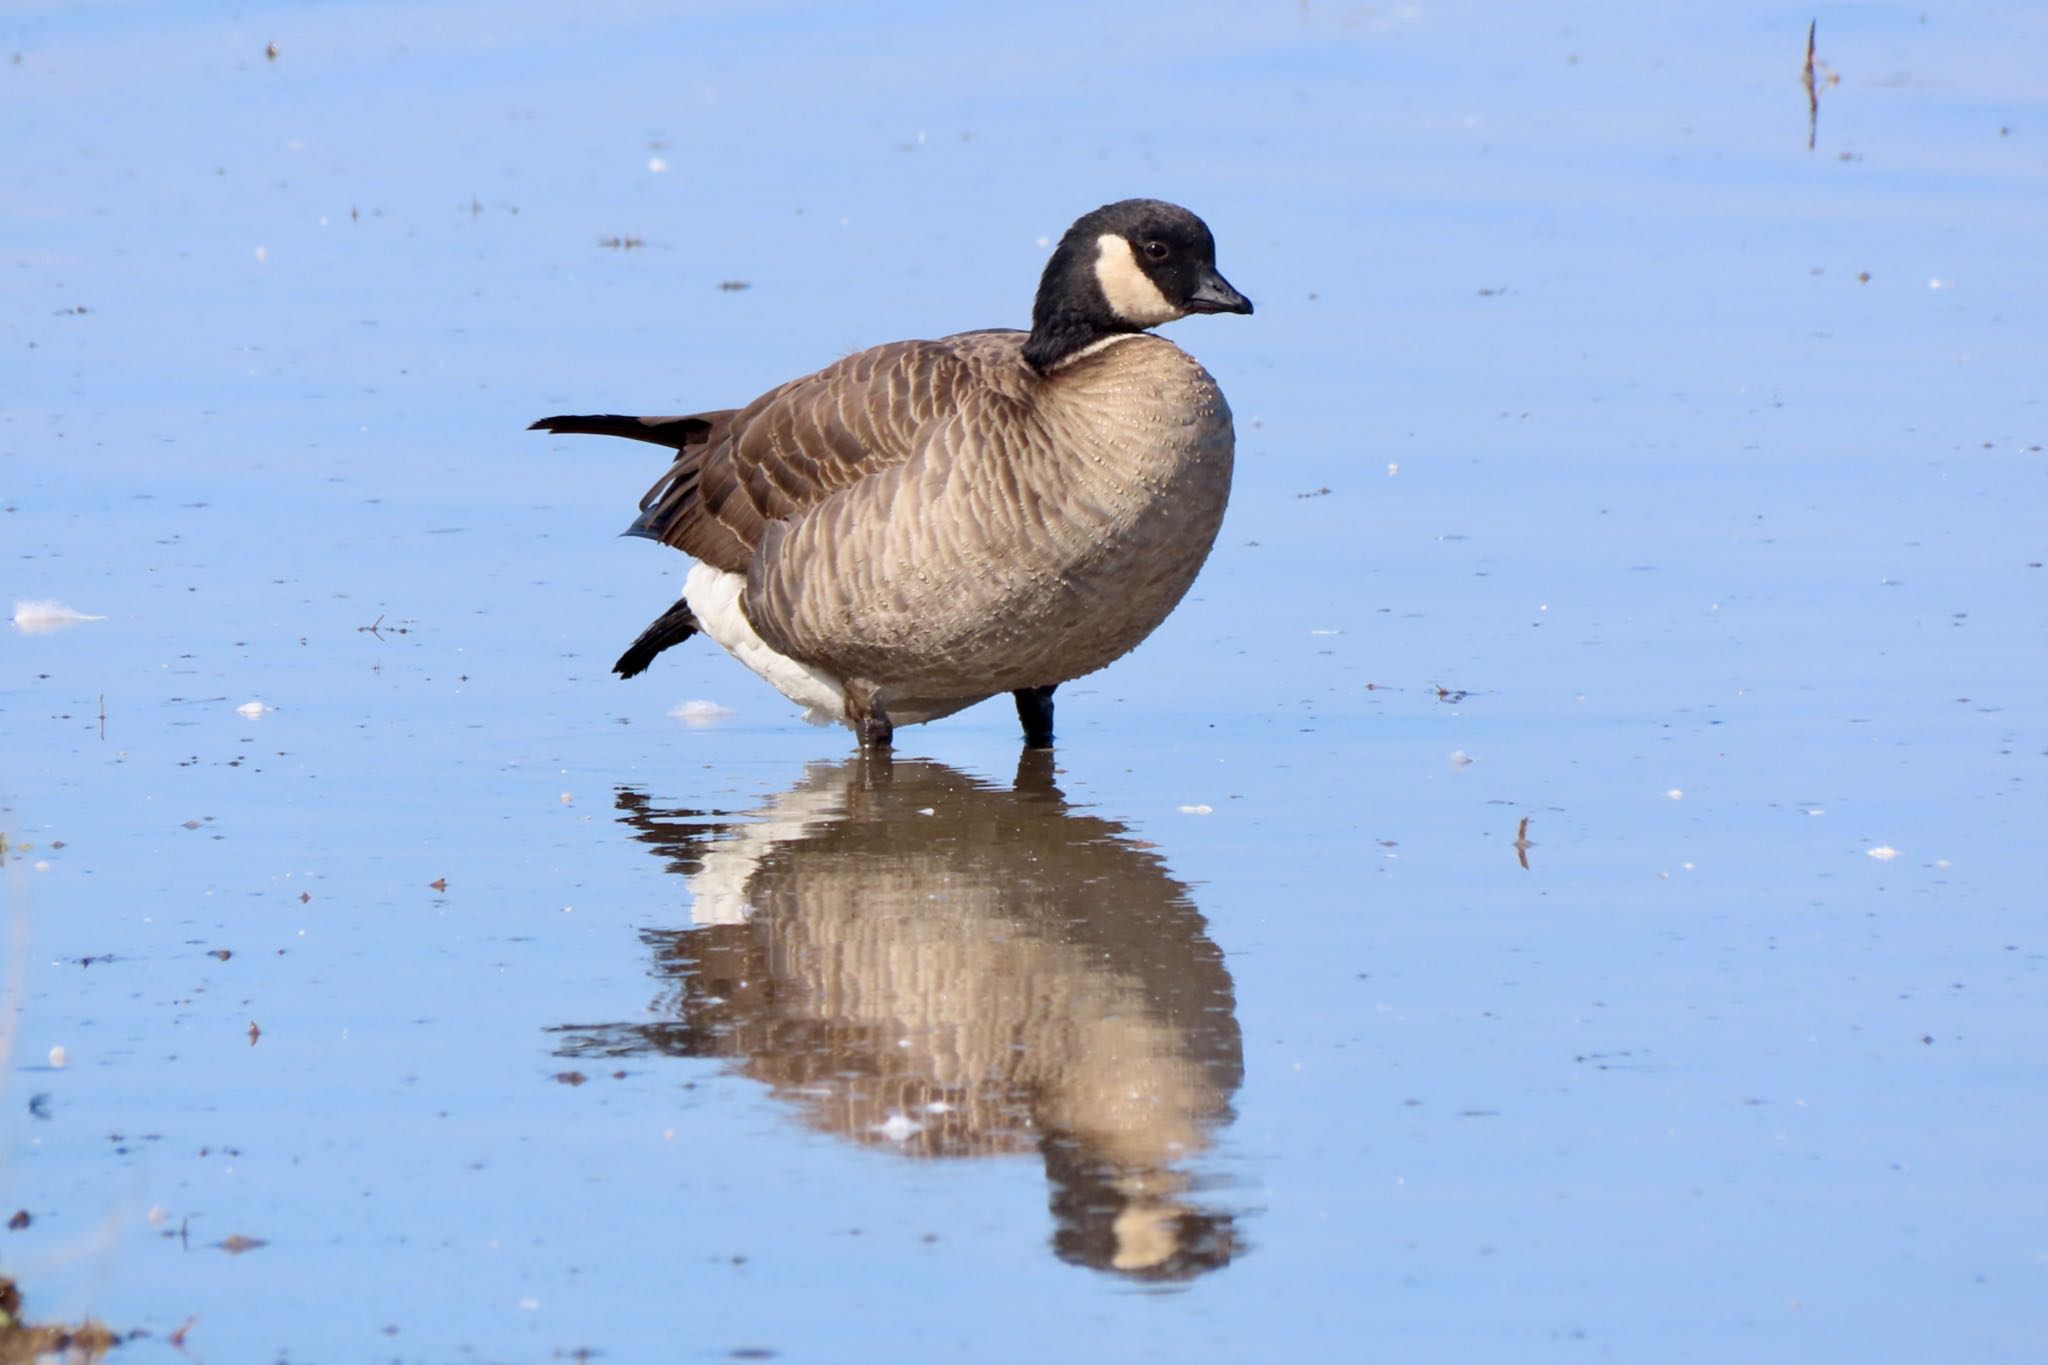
[4,2,2044,1360]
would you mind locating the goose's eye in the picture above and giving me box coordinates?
[1141,240,1170,262]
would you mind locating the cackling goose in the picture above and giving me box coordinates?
[531,198,1252,749]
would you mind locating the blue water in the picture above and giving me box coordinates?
[4,2,2044,1360]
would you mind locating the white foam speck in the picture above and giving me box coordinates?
[667,699,735,726]
[1665,788,1684,800]
[12,599,106,633]
[1449,750,1474,769]
[647,156,667,173]
[1867,845,1899,861]
[1177,804,1213,815]
[236,700,270,718]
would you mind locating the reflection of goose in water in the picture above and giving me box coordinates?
[554,752,1245,1280]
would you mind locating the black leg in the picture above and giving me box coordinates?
[845,679,894,750]
[1013,685,1056,749]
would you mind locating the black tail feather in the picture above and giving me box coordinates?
[529,413,715,451]
[614,598,701,678]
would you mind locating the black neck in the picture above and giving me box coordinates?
[1023,233,1128,373]
[1024,309,1134,373]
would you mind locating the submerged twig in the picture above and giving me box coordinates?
[1802,20,1819,151]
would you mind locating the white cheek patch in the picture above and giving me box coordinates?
[1093,233,1182,327]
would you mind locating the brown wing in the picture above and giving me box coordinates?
[623,332,1028,573]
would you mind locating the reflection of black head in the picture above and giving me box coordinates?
[1041,1133,1238,1281]
[559,757,1246,1280]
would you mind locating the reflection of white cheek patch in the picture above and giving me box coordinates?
[1093,233,1180,326]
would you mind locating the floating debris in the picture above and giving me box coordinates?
[1867,845,1899,861]
[1176,804,1214,815]
[0,1274,119,1357]
[235,700,270,718]
[1800,21,1839,151]
[11,599,105,633]
[669,699,735,727]
[1802,21,1819,150]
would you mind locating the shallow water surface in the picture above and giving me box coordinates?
[4,2,2044,1360]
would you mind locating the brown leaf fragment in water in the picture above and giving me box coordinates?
[1515,816,1534,870]
[7,1209,29,1230]
[216,1234,267,1255]
[209,949,232,962]
[247,1021,262,1046]
[555,1071,587,1086]
[169,1315,199,1346]
[429,878,447,892]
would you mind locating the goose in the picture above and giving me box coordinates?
[531,198,1252,749]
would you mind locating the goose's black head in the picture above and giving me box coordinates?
[1023,199,1253,374]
